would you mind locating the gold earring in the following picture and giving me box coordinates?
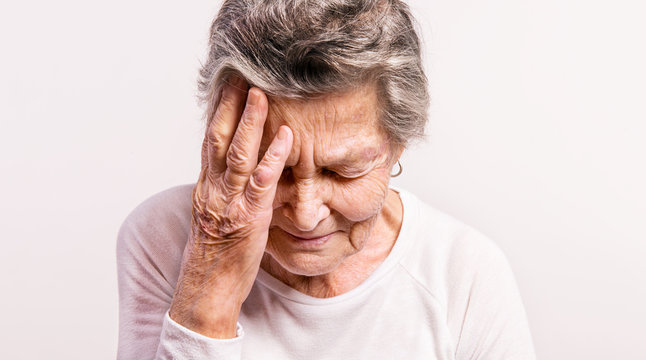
[391,160,402,177]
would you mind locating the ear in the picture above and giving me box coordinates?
[389,143,405,167]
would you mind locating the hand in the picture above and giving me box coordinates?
[169,76,293,338]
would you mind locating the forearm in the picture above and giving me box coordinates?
[169,291,242,339]
[167,225,252,339]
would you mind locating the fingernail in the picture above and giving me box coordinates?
[248,90,259,106]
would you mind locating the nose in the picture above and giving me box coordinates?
[279,178,330,232]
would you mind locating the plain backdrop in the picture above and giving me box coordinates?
[1,0,644,359]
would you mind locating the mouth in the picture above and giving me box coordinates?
[284,231,336,246]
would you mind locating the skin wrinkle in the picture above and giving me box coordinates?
[176,229,256,323]
[257,84,404,298]
[261,89,385,176]
[167,0,430,336]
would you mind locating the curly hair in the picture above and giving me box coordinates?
[197,0,429,147]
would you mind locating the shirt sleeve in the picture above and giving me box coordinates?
[116,187,245,360]
[155,310,244,359]
[447,230,537,360]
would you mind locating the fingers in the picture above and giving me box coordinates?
[244,125,293,212]
[204,76,248,176]
[223,87,269,190]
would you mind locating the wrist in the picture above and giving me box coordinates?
[169,296,242,339]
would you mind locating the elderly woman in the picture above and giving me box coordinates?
[117,0,535,359]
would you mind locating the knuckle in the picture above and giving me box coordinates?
[265,145,283,162]
[201,135,209,150]
[200,139,209,164]
[211,102,236,128]
[216,211,253,239]
[241,105,260,126]
[212,111,229,130]
[239,112,258,133]
[206,124,225,147]
[226,145,249,170]
[220,176,239,194]
[205,170,218,186]
[193,187,254,239]
[252,166,273,189]
[245,167,277,211]
[218,92,237,113]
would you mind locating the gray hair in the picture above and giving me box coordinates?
[198,0,429,147]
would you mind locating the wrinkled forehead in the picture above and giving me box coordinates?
[262,85,383,143]
[260,85,388,165]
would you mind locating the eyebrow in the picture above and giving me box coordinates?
[258,142,384,169]
[320,145,382,169]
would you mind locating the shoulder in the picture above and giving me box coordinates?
[394,189,535,357]
[395,188,514,303]
[116,184,195,287]
[118,183,194,242]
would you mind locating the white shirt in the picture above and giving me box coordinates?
[117,184,536,359]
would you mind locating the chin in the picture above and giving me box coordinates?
[272,252,344,277]
[264,229,352,277]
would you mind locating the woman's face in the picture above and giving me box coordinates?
[259,85,402,277]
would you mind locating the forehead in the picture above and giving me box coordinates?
[262,85,387,164]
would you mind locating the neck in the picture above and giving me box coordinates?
[260,188,403,298]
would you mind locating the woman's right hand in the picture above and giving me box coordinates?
[168,76,293,338]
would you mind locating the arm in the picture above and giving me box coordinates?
[116,202,245,359]
[117,76,292,359]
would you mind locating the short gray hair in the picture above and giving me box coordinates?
[198,0,429,147]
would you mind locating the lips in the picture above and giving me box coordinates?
[288,232,333,240]
[283,230,336,245]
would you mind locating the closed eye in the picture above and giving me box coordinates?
[280,167,357,180]
[324,168,361,180]
[322,168,341,178]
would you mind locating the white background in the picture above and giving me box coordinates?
[1,0,644,359]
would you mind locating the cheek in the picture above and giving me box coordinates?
[347,211,380,249]
[331,170,391,223]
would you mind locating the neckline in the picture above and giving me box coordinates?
[255,186,418,306]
